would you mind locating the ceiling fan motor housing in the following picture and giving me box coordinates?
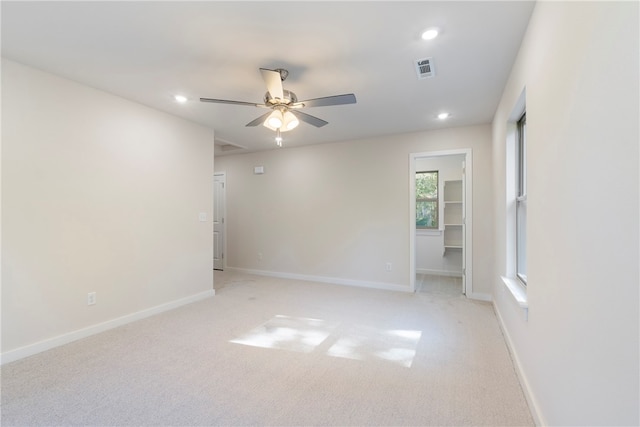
[264,89,298,106]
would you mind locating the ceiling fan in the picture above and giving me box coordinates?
[200,68,356,146]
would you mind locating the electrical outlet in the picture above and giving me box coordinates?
[258,252,263,261]
[385,262,392,272]
[87,292,96,306]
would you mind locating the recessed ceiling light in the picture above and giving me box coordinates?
[174,95,188,103]
[421,29,439,40]
[437,112,450,120]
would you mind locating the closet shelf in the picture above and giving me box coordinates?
[443,179,464,259]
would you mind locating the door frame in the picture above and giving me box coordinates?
[409,149,473,294]
[214,172,226,271]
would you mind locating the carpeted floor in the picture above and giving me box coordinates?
[1,271,533,426]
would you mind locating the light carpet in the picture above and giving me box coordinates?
[1,271,533,426]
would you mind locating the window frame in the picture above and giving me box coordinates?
[516,113,527,284]
[415,170,439,230]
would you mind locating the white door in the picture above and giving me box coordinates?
[214,173,225,270]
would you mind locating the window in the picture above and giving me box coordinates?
[501,92,528,315]
[516,113,527,284]
[416,171,438,229]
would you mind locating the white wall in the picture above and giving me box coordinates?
[215,124,493,294]
[1,60,215,360]
[491,2,639,425]
[415,155,464,275]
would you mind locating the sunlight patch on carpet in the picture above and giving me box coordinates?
[326,326,422,367]
[231,316,422,367]
[230,315,338,353]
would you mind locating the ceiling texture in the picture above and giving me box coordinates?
[1,1,535,155]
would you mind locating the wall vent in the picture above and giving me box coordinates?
[415,57,435,79]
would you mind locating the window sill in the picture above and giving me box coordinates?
[417,229,442,236]
[501,276,529,319]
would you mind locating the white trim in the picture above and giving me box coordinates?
[505,88,526,280]
[0,289,215,365]
[493,301,546,426]
[509,88,527,122]
[416,229,442,237]
[409,149,473,295]
[227,267,412,293]
[467,292,492,302]
[409,157,417,291]
[501,275,529,312]
[416,268,462,277]
[213,171,227,272]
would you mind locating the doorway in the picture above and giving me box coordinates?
[214,172,226,271]
[409,149,472,295]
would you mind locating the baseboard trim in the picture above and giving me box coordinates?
[493,301,546,426]
[467,292,492,302]
[227,267,412,293]
[1,289,215,365]
[416,268,463,277]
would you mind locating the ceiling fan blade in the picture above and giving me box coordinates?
[200,98,261,107]
[245,111,273,127]
[294,93,357,108]
[290,110,328,128]
[260,68,284,101]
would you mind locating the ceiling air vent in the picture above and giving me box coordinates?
[415,57,435,79]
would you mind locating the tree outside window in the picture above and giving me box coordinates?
[416,171,438,229]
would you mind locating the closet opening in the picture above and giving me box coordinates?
[409,149,473,295]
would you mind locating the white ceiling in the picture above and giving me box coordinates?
[1,1,535,155]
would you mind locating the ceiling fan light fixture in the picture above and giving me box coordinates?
[264,109,299,132]
[264,110,284,130]
[283,111,299,131]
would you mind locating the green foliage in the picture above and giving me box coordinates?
[416,171,438,228]
[416,201,437,228]
[416,172,437,199]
